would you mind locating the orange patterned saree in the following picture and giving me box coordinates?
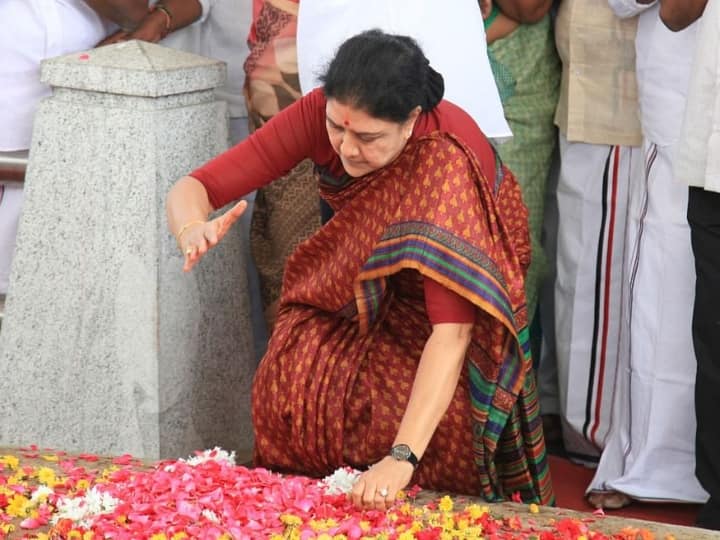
[252,133,554,504]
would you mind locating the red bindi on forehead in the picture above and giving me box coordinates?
[343,112,350,127]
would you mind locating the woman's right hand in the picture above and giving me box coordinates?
[177,200,247,272]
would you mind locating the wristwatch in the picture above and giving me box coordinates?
[389,444,420,468]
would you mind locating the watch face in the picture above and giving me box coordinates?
[391,444,412,461]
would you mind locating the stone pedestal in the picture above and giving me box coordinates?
[0,41,255,460]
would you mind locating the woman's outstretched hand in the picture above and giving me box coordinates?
[350,456,414,511]
[177,200,247,272]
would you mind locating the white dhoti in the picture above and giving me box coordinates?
[588,140,707,503]
[0,183,23,294]
[545,134,637,462]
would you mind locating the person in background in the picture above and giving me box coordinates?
[667,0,718,530]
[99,0,207,45]
[537,0,642,468]
[482,0,561,362]
[242,0,320,331]
[0,0,143,306]
[166,30,553,509]
[587,0,707,510]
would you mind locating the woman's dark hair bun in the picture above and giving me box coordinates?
[424,65,445,111]
[320,29,445,123]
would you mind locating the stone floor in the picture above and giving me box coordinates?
[2,446,719,539]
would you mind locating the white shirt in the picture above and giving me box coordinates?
[608,1,698,147]
[295,0,511,140]
[675,0,720,192]
[0,0,110,151]
[162,0,252,118]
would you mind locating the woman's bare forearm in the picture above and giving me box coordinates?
[393,322,472,458]
[166,176,213,239]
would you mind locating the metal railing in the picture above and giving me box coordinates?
[0,150,29,182]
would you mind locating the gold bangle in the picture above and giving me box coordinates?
[176,220,205,248]
[154,3,173,32]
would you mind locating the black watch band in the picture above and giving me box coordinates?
[389,444,420,468]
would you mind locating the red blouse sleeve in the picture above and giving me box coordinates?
[190,88,330,209]
[423,276,476,325]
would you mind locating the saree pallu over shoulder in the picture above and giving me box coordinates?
[254,133,553,504]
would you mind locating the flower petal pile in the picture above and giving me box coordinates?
[0,448,661,540]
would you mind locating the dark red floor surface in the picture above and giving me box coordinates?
[549,455,701,527]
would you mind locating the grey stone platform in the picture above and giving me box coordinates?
[0,41,255,460]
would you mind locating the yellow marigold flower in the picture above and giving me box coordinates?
[76,478,91,491]
[332,535,347,540]
[438,495,454,513]
[0,455,19,470]
[316,534,333,540]
[83,532,96,540]
[456,517,470,530]
[6,494,29,517]
[269,536,283,540]
[280,514,302,526]
[310,518,338,531]
[41,454,59,462]
[0,523,16,535]
[440,532,453,540]
[397,532,415,540]
[359,520,371,532]
[8,473,26,485]
[577,536,587,540]
[149,534,167,540]
[396,490,407,500]
[218,535,232,540]
[36,534,50,540]
[171,533,189,540]
[116,514,128,524]
[37,467,57,486]
[101,466,119,478]
[529,503,540,514]
[441,514,455,530]
[68,531,83,540]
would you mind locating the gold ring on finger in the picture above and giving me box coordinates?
[379,488,389,498]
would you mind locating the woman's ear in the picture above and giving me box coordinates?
[406,106,422,137]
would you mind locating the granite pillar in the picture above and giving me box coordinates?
[0,41,255,460]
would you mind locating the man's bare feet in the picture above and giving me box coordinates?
[587,490,632,509]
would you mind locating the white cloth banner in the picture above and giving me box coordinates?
[296,0,511,140]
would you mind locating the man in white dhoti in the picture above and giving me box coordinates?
[587,0,708,509]
[539,0,642,467]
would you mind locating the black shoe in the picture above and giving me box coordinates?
[695,498,720,530]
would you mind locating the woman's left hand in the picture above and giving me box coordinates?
[350,456,414,510]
